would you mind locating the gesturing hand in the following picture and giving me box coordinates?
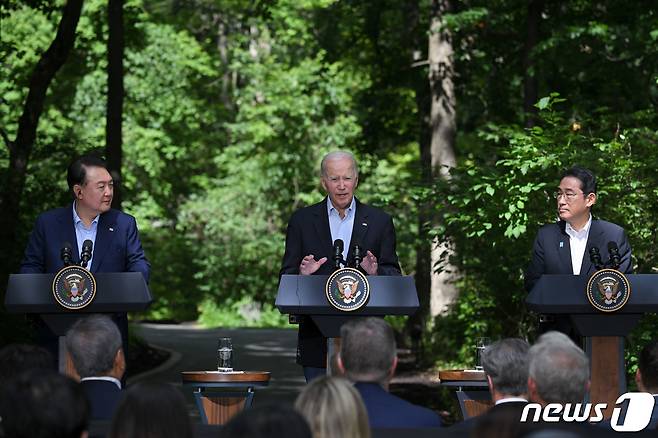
[299,254,327,275]
[360,250,378,276]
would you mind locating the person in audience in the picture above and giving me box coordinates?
[221,404,312,438]
[636,339,658,429]
[451,338,530,433]
[66,314,126,421]
[109,382,193,438]
[527,331,589,405]
[0,368,89,438]
[295,375,370,438]
[337,317,442,429]
[0,343,53,385]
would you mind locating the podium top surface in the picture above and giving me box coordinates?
[526,274,658,313]
[276,274,418,316]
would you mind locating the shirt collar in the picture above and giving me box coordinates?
[495,397,528,405]
[565,214,592,237]
[326,196,356,216]
[80,376,122,389]
[72,201,100,227]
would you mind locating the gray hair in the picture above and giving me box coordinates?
[65,314,122,378]
[320,151,359,178]
[528,331,589,404]
[340,317,395,383]
[481,338,530,397]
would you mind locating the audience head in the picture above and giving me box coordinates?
[528,331,590,405]
[0,368,89,438]
[221,404,312,438]
[65,314,125,379]
[481,338,530,400]
[0,343,53,386]
[109,382,193,438]
[338,317,397,385]
[295,376,370,438]
[636,339,658,393]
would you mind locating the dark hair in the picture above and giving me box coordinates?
[65,315,122,378]
[638,340,658,392]
[0,343,54,386]
[109,382,193,438]
[221,404,312,438]
[560,166,597,195]
[0,369,89,438]
[67,153,108,194]
[481,338,530,396]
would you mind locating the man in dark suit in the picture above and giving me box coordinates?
[20,153,150,359]
[636,340,658,430]
[66,315,126,421]
[450,338,529,434]
[524,166,631,336]
[337,317,442,429]
[280,151,400,381]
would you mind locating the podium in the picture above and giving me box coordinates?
[276,274,419,370]
[5,272,152,374]
[526,274,658,417]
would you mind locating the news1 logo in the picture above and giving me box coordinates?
[520,392,656,432]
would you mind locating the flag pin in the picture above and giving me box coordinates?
[109,227,114,232]
[362,222,368,227]
[559,241,564,248]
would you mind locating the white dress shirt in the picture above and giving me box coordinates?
[565,215,592,275]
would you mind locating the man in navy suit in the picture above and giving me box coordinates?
[337,317,442,429]
[20,153,150,357]
[524,166,631,336]
[636,340,658,430]
[66,315,126,421]
[280,151,401,381]
[450,338,530,433]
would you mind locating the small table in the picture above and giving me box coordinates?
[439,369,492,419]
[181,371,270,425]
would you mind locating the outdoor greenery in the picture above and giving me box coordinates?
[1,0,656,374]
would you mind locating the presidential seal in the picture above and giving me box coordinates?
[325,267,370,312]
[586,268,630,313]
[52,266,97,310]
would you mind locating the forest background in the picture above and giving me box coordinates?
[1,0,656,374]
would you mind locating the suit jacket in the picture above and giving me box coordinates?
[449,400,528,434]
[524,219,631,292]
[20,204,150,281]
[81,379,124,421]
[280,197,401,367]
[355,382,442,429]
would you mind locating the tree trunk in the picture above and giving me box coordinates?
[0,0,84,286]
[428,0,458,316]
[522,0,544,128]
[106,0,124,209]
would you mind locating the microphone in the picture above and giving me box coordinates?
[332,239,344,269]
[607,241,621,269]
[589,246,603,271]
[60,242,73,267]
[353,244,363,268]
[80,239,93,268]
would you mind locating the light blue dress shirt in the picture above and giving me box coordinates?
[327,196,356,266]
[72,202,99,270]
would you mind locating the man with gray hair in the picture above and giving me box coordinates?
[281,151,401,381]
[528,331,590,405]
[336,317,441,429]
[451,338,530,432]
[65,314,126,420]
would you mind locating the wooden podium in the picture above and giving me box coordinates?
[526,274,658,418]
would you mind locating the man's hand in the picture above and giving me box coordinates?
[299,254,327,275]
[360,250,378,276]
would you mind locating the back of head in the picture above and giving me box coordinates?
[66,314,123,378]
[528,332,590,404]
[340,317,396,383]
[109,382,193,438]
[221,404,312,438]
[638,340,658,392]
[295,376,370,438]
[0,343,54,386]
[0,368,89,438]
[481,338,530,397]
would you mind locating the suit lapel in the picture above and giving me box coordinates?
[312,199,333,253]
[347,198,370,262]
[581,219,604,276]
[60,204,80,264]
[557,221,573,274]
[92,210,117,273]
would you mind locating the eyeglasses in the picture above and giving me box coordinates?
[553,190,584,201]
